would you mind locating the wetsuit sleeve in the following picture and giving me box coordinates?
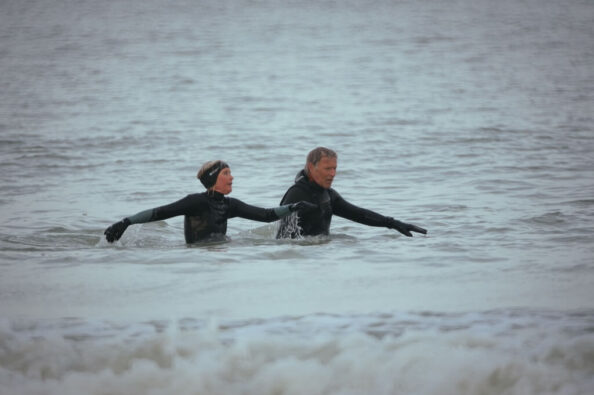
[227,198,285,222]
[127,194,204,224]
[331,191,390,227]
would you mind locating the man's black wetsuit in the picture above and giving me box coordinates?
[128,191,287,243]
[276,170,394,238]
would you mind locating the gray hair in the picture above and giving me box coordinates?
[305,147,337,174]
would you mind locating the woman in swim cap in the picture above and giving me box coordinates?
[104,160,316,244]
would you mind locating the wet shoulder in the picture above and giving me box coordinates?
[186,192,209,202]
[178,192,214,210]
[225,197,249,216]
[284,182,313,202]
[328,188,342,200]
[226,196,240,206]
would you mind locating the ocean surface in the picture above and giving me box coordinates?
[1,0,593,394]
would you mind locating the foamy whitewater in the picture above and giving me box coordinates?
[1,0,593,394]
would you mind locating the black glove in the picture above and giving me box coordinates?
[386,217,427,237]
[289,201,318,213]
[104,218,131,243]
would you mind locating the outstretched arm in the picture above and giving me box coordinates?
[228,198,316,222]
[103,208,156,243]
[385,217,427,237]
[104,194,203,242]
[332,192,427,237]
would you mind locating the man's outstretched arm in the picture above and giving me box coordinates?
[332,191,427,237]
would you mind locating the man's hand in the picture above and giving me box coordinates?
[387,217,427,237]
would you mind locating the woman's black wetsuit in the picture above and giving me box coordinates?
[276,170,392,238]
[128,191,288,243]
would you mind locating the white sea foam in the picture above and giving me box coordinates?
[1,313,593,395]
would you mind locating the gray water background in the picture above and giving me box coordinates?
[1,0,593,394]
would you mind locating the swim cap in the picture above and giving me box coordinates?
[197,160,229,189]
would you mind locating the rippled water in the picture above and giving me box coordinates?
[1,0,593,394]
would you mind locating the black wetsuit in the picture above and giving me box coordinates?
[276,170,392,238]
[131,191,284,243]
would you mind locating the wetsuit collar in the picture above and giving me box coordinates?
[295,169,326,191]
[207,190,225,201]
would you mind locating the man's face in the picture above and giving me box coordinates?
[308,156,337,189]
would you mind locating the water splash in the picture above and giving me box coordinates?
[276,212,303,240]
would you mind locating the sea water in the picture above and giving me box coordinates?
[1,0,593,394]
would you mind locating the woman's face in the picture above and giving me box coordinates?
[213,167,233,195]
